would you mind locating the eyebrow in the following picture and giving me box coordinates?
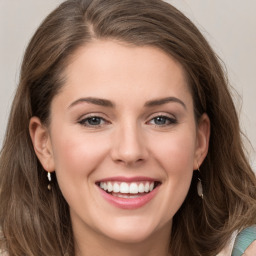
[68,96,186,110]
[145,97,187,110]
[68,97,115,108]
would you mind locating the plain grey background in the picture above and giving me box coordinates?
[0,0,255,171]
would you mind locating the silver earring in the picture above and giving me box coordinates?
[47,172,52,190]
[197,165,203,199]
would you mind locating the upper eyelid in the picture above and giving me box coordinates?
[78,116,110,128]
[79,116,107,121]
[77,112,109,121]
[147,116,177,124]
[146,112,176,120]
[146,112,178,125]
[76,111,177,123]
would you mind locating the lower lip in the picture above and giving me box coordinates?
[97,185,160,210]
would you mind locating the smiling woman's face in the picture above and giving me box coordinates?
[30,40,209,248]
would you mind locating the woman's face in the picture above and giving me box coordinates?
[31,40,209,245]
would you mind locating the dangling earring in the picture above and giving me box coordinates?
[197,165,203,199]
[47,172,52,191]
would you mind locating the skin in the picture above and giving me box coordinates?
[243,241,256,255]
[30,40,210,256]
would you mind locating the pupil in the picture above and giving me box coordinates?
[89,117,101,125]
[155,116,166,125]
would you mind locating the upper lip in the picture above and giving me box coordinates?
[95,176,160,183]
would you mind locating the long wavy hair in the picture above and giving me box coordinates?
[1,0,256,255]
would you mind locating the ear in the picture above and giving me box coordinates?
[193,113,210,169]
[29,117,55,172]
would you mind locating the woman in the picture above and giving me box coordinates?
[0,0,256,255]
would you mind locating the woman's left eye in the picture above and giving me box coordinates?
[78,116,108,127]
[148,115,177,126]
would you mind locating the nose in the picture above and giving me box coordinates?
[110,122,149,167]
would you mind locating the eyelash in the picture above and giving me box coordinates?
[147,115,177,127]
[78,114,177,128]
[78,115,109,127]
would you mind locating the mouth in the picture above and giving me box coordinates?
[95,178,161,209]
[96,180,161,198]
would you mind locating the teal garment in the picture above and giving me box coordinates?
[231,226,256,256]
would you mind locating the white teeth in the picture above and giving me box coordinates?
[107,182,113,192]
[99,181,156,194]
[113,183,120,193]
[149,182,154,192]
[112,193,140,198]
[145,182,150,192]
[138,183,144,193]
[120,182,129,193]
[129,183,139,194]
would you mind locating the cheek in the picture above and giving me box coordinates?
[148,130,196,216]
[50,128,110,182]
[149,130,196,173]
[50,129,111,214]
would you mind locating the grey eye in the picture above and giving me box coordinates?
[149,116,176,126]
[79,116,106,127]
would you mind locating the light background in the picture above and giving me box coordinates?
[0,0,255,171]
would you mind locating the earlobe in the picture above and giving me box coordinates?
[29,117,55,172]
[194,113,210,169]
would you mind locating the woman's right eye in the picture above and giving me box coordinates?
[78,116,108,127]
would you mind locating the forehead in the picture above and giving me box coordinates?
[54,40,192,109]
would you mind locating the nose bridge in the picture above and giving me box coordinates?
[111,118,148,165]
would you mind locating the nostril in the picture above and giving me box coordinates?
[110,133,149,165]
[113,157,145,166]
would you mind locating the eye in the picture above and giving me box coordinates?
[148,115,177,126]
[78,116,108,127]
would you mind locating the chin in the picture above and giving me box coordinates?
[106,229,153,244]
[98,217,166,244]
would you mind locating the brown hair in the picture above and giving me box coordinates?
[1,0,256,255]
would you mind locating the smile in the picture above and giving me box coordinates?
[96,177,161,209]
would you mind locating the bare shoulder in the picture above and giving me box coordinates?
[243,240,256,256]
